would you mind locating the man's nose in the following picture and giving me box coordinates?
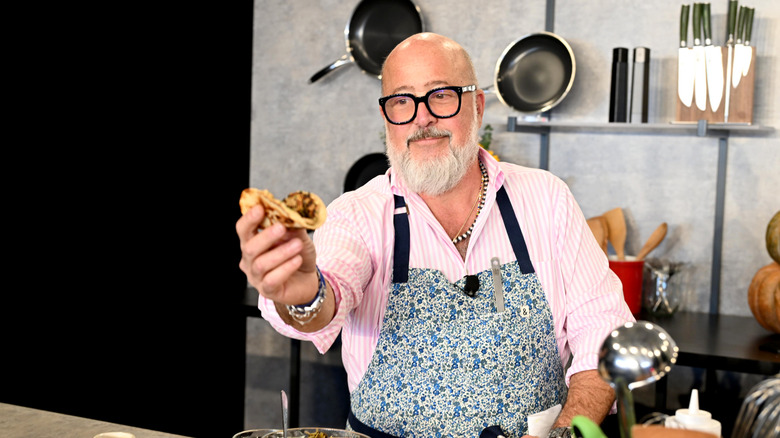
[413,100,436,127]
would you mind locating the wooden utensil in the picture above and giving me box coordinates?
[603,208,626,260]
[637,222,668,260]
[587,216,609,255]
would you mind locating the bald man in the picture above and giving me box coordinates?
[237,33,632,438]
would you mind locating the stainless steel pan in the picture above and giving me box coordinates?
[492,32,576,114]
[310,0,424,83]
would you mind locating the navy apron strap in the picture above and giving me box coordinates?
[348,411,399,438]
[392,195,410,283]
[496,186,535,274]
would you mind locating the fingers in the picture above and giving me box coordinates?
[238,222,287,274]
[259,251,303,299]
[238,221,308,297]
[236,205,264,243]
[236,205,318,303]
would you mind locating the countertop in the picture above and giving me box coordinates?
[0,403,191,438]
[642,311,780,375]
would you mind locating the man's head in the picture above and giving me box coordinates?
[380,33,485,196]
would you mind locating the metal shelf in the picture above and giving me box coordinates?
[505,116,774,315]
[507,117,775,137]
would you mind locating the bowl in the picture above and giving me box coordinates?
[233,430,278,438]
[261,428,369,438]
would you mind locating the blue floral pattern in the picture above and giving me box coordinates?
[350,261,567,437]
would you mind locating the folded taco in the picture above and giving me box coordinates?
[239,188,327,230]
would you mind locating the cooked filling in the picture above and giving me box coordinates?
[285,192,318,219]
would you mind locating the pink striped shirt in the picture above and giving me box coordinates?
[258,148,634,392]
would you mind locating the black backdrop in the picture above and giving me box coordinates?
[4,2,254,437]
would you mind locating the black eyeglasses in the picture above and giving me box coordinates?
[378,85,477,125]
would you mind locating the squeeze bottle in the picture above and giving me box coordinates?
[664,389,722,437]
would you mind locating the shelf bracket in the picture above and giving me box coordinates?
[697,119,709,137]
[710,132,730,314]
[507,116,552,170]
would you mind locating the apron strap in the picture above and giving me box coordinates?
[392,195,410,283]
[391,186,534,280]
[496,186,535,274]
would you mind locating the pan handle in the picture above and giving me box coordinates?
[309,54,352,83]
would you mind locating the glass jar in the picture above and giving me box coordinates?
[642,258,692,317]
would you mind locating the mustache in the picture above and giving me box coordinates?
[406,127,452,146]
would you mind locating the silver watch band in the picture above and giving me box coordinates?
[286,267,326,324]
[548,426,572,438]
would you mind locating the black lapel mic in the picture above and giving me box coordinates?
[462,275,480,297]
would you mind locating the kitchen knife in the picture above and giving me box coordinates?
[692,3,707,111]
[732,5,746,88]
[741,7,755,78]
[703,3,724,113]
[678,4,694,108]
[724,0,737,122]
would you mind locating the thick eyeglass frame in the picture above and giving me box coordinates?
[378,85,477,125]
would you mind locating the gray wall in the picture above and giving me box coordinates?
[250,0,779,317]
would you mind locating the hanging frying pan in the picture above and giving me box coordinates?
[343,153,389,192]
[309,0,424,83]
[491,32,576,114]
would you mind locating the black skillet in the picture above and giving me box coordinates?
[343,153,389,192]
[492,32,576,114]
[310,0,424,83]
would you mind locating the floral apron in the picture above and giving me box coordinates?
[348,186,567,437]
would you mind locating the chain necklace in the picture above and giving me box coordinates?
[452,160,489,244]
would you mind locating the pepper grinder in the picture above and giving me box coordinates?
[609,47,629,122]
[629,47,650,123]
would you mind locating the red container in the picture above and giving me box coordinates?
[609,256,645,315]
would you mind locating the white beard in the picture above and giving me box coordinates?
[386,111,481,196]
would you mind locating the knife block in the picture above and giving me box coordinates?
[675,48,726,123]
[675,48,700,122]
[727,47,755,124]
[677,48,756,124]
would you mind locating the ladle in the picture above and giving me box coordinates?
[636,223,668,260]
[280,390,289,438]
[598,321,679,438]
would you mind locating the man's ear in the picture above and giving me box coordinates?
[476,89,486,120]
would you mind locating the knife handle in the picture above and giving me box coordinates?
[702,3,712,44]
[692,3,702,44]
[680,4,690,47]
[744,8,754,45]
[727,0,738,43]
[736,5,746,43]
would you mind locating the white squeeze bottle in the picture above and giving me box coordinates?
[664,389,722,437]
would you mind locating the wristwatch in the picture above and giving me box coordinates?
[548,427,572,438]
[285,266,327,325]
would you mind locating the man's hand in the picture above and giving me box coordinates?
[236,205,319,306]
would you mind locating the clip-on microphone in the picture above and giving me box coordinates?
[461,275,480,297]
